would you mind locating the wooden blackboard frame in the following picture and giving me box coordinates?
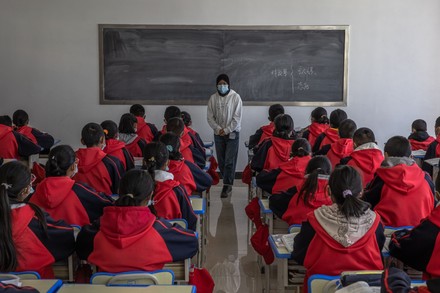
[99,24,349,106]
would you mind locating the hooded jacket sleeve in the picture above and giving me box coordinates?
[362,175,385,209]
[173,185,198,231]
[31,128,55,150]
[248,128,263,150]
[269,186,298,220]
[292,221,316,264]
[312,133,326,154]
[13,132,41,157]
[251,140,272,172]
[73,183,114,223]
[184,161,213,192]
[207,95,222,135]
[256,168,281,194]
[76,219,101,260]
[102,155,125,194]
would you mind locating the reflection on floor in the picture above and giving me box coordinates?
[205,183,265,293]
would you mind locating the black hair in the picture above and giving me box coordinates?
[273,114,294,139]
[0,161,48,272]
[436,117,440,128]
[384,136,411,157]
[411,119,427,132]
[164,106,181,122]
[12,110,29,127]
[329,109,348,128]
[166,117,185,137]
[353,127,376,147]
[129,104,145,117]
[216,73,230,85]
[0,115,12,127]
[291,138,311,157]
[142,142,169,181]
[268,104,285,122]
[311,107,329,124]
[116,169,154,207]
[338,119,357,139]
[159,132,183,161]
[118,113,137,134]
[329,165,370,219]
[436,171,440,194]
[181,111,191,127]
[297,156,331,207]
[101,120,118,140]
[45,145,75,177]
[81,123,105,147]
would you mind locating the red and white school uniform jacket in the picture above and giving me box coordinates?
[77,206,198,272]
[0,124,41,159]
[408,131,435,151]
[256,156,311,194]
[389,205,440,279]
[363,158,434,227]
[74,147,125,195]
[103,138,135,171]
[422,134,440,177]
[251,137,295,172]
[282,177,332,225]
[325,138,354,169]
[119,133,147,158]
[135,116,158,143]
[302,122,330,149]
[341,142,384,188]
[168,159,213,196]
[30,176,113,226]
[11,203,75,278]
[248,122,276,150]
[292,205,384,292]
[180,127,195,163]
[153,170,197,231]
[15,125,55,150]
[312,128,339,154]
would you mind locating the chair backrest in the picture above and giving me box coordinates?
[166,218,188,229]
[288,224,301,233]
[308,274,340,293]
[8,271,41,280]
[90,270,174,286]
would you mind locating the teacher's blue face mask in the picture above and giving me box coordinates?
[217,84,229,95]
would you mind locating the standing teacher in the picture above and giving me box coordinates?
[207,74,243,198]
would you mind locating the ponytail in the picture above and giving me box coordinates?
[45,145,75,177]
[0,184,17,272]
[311,107,329,124]
[116,169,155,209]
[142,142,170,182]
[291,138,311,158]
[273,114,294,140]
[159,133,183,161]
[328,165,370,219]
[297,156,331,207]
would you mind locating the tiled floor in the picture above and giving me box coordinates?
[205,183,266,293]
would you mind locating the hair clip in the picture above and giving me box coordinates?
[103,129,109,135]
[125,194,134,199]
[148,156,156,162]
[1,183,12,190]
[342,189,352,198]
[298,147,304,151]
[51,156,56,160]
[166,145,173,152]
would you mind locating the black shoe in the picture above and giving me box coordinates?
[221,185,232,198]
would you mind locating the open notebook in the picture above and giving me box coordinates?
[272,233,298,253]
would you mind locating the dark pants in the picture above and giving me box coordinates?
[214,132,240,186]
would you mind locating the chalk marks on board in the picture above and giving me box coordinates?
[270,65,318,94]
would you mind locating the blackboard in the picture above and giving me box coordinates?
[99,25,349,106]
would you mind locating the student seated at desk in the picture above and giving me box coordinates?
[29,145,113,226]
[389,175,440,279]
[292,166,385,292]
[274,156,333,226]
[101,120,134,171]
[248,104,284,150]
[143,142,197,231]
[312,109,347,154]
[340,127,384,188]
[251,114,296,172]
[118,113,147,158]
[76,169,198,272]
[301,107,330,149]
[0,115,41,160]
[181,111,205,151]
[0,161,75,278]
[423,116,440,176]
[13,109,55,153]
[74,123,125,195]
[408,119,435,151]
[256,138,311,194]
[316,119,356,169]
[159,133,212,196]
[129,104,158,143]
[363,136,434,227]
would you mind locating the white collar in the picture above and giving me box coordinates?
[154,170,174,182]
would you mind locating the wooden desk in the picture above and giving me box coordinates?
[21,279,63,293]
[58,284,196,293]
[190,197,206,267]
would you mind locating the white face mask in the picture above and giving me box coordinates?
[101,143,106,150]
[147,199,154,207]
[71,163,78,178]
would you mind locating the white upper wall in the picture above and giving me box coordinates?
[1,0,439,170]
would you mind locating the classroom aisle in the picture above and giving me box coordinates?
[205,183,265,293]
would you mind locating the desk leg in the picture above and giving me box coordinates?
[277,258,286,293]
[196,214,202,267]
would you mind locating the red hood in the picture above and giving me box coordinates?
[308,122,329,138]
[323,128,339,144]
[11,204,35,238]
[16,126,34,139]
[136,117,148,133]
[168,159,185,174]
[154,179,181,203]
[0,124,13,140]
[350,149,384,174]
[33,177,75,209]
[428,205,440,228]
[306,179,331,209]
[376,163,425,194]
[180,127,192,152]
[330,138,354,158]
[100,206,156,249]
[261,123,275,137]
[271,137,294,162]
[279,156,311,176]
[103,139,125,154]
[75,147,107,173]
